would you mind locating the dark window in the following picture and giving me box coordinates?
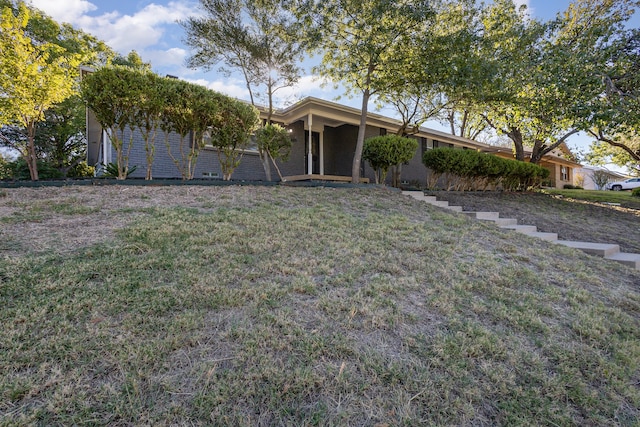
[380,128,387,136]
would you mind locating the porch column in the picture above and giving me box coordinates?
[307,113,313,175]
[319,131,324,175]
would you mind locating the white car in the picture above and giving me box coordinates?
[608,177,640,191]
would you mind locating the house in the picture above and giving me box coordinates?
[86,96,581,188]
[484,143,582,189]
[575,166,629,190]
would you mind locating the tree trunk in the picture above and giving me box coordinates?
[353,87,371,183]
[392,163,402,187]
[261,151,272,181]
[507,127,525,161]
[530,141,545,165]
[26,122,39,181]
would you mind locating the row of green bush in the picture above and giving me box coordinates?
[632,187,640,197]
[422,147,550,191]
[0,158,94,180]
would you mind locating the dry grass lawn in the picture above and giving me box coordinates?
[1,184,639,426]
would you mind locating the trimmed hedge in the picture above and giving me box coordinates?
[363,135,418,184]
[422,147,550,191]
[632,187,640,197]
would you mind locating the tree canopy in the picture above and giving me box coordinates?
[293,0,435,183]
[0,3,82,180]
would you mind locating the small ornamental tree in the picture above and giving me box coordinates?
[132,71,164,180]
[255,123,292,181]
[80,66,139,180]
[209,99,259,180]
[591,169,612,190]
[363,135,418,185]
[160,79,219,180]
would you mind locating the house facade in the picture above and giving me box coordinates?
[87,96,581,188]
[575,166,629,190]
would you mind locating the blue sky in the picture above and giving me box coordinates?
[26,0,639,162]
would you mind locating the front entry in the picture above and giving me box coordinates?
[305,131,320,174]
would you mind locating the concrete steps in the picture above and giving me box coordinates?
[402,191,640,270]
[606,252,640,269]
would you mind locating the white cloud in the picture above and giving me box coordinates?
[143,47,188,68]
[187,78,251,101]
[271,75,335,107]
[29,1,195,54]
[28,0,97,24]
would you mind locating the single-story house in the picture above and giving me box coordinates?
[86,96,581,188]
[484,143,581,189]
[575,166,629,190]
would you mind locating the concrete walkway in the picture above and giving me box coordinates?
[402,191,640,271]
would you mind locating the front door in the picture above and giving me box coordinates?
[305,131,320,175]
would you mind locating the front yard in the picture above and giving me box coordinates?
[1,185,639,425]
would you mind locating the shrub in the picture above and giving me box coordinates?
[102,162,137,178]
[422,147,549,191]
[67,161,95,178]
[632,187,640,197]
[1,158,63,180]
[363,135,418,184]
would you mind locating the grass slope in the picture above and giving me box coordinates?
[1,186,639,426]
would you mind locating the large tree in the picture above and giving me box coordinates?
[586,133,640,175]
[587,27,640,164]
[294,0,434,183]
[0,1,113,179]
[181,0,304,181]
[478,0,639,164]
[0,3,82,180]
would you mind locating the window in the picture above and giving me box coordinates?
[561,166,569,181]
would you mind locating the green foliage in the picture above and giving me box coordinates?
[586,134,640,176]
[0,3,82,180]
[80,66,139,180]
[0,158,63,180]
[208,99,260,180]
[255,123,292,181]
[160,78,227,180]
[255,124,292,162]
[102,162,137,179]
[632,187,640,197]
[181,0,303,115]
[423,148,549,191]
[363,135,418,184]
[295,0,434,182]
[67,161,94,178]
[131,71,164,180]
[111,50,151,70]
[0,153,11,179]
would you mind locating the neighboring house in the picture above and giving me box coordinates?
[485,143,582,189]
[86,96,581,188]
[575,166,629,190]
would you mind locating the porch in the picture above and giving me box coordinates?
[282,174,370,183]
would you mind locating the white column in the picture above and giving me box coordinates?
[307,113,313,175]
[319,131,324,175]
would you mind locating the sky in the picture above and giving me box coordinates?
[25,0,640,168]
